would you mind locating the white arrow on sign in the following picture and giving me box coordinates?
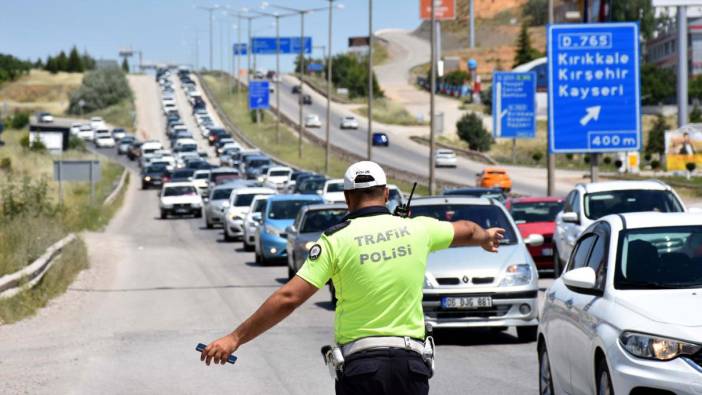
[579,105,601,126]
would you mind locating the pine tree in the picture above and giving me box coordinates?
[56,51,68,72]
[121,57,130,73]
[45,56,58,73]
[646,114,668,155]
[67,46,83,72]
[34,57,44,69]
[513,22,539,68]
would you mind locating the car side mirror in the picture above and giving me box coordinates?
[524,234,544,247]
[252,212,262,222]
[562,212,579,224]
[285,225,296,234]
[563,267,597,291]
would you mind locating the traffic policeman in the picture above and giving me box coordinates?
[200,161,505,395]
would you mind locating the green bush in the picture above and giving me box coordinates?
[0,53,32,84]
[0,157,11,172]
[68,135,86,151]
[603,156,612,165]
[456,113,492,152]
[68,67,132,114]
[19,133,46,152]
[691,104,702,122]
[481,85,492,115]
[10,111,30,129]
[651,160,661,170]
[532,151,543,163]
[329,54,383,99]
[565,153,574,161]
[646,114,668,155]
[523,0,548,26]
[642,64,675,105]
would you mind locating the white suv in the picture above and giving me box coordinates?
[553,180,685,275]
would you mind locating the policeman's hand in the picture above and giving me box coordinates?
[201,334,239,366]
[481,228,505,253]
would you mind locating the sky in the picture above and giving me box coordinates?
[0,0,419,72]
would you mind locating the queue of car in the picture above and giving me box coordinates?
[130,66,701,395]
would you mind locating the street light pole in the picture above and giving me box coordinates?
[678,5,689,128]
[429,0,436,194]
[367,0,373,161]
[196,5,220,70]
[237,15,242,92]
[325,1,335,173]
[546,0,555,196]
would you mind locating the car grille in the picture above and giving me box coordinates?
[428,305,511,319]
[423,291,538,302]
[174,204,192,209]
[434,277,495,286]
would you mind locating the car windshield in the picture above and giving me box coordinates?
[212,188,234,200]
[268,200,315,220]
[298,178,325,194]
[179,144,197,152]
[248,159,270,168]
[269,170,290,177]
[252,198,268,213]
[616,226,702,289]
[326,182,344,193]
[234,193,260,207]
[194,172,209,179]
[212,173,238,184]
[301,209,347,233]
[164,186,197,197]
[584,190,684,220]
[410,204,517,245]
[171,170,194,180]
[146,164,167,173]
[510,201,563,224]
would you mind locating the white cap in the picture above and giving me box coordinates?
[343,161,387,190]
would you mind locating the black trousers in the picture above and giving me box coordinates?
[335,349,431,395]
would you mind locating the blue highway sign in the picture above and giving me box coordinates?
[248,81,270,110]
[233,43,247,55]
[492,71,536,139]
[251,37,312,55]
[307,63,324,73]
[548,23,641,153]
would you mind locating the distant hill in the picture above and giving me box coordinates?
[414,0,545,76]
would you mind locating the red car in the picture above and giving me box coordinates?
[506,197,564,271]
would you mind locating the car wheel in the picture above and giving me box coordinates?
[255,249,262,264]
[243,241,254,252]
[160,210,167,220]
[205,217,213,229]
[538,343,555,395]
[517,326,538,342]
[224,230,233,242]
[142,183,148,190]
[596,357,614,395]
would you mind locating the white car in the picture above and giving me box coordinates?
[553,181,686,275]
[340,116,359,129]
[174,138,198,153]
[321,179,345,203]
[263,166,293,190]
[192,170,211,196]
[38,113,54,123]
[435,148,457,168]
[224,187,276,241]
[538,212,702,395]
[159,182,203,219]
[77,125,94,141]
[304,114,322,128]
[243,195,270,251]
[94,129,115,148]
[70,123,82,135]
[90,116,106,131]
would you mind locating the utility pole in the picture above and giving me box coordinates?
[429,0,436,194]
[196,5,221,70]
[546,0,555,196]
[325,1,335,174]
[678,5,689,128]
[237,14,242,92]
[367,0,373,161]
[469,0,475,48]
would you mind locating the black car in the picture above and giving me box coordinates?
[295,175,327,194]
[141,163,169,189]
[169,168,196,182]
[300,94,312,105]
[127,141,143,161]
[291,85,301,94]
[207,129,230,146]
[186,159,216,171]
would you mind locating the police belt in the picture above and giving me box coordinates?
[341,336,425,358]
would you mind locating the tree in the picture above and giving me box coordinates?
[33,57,44,69]
[121,57,130,73]
[44,56,58,74]
[611,0,656,39]
[689,75,702,102]
[641,64,676,105]
[522,0,548,26]
[513,22,540,68]
[56,51,68,72]
[67,46,83,72]
[691,104,702,123]
[456,113,492,152]
[646,114,668,155]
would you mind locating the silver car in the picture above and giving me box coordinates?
[243,195,270,251]
[286,203,347,280]
[204,184,237,228]
[413,196,543,341]
[538,212,702,395]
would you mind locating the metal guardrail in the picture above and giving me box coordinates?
[197,73,460,188]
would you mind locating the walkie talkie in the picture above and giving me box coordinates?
[393,182,417,218]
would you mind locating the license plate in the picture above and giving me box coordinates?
[542,248,553,256]
[175,208,189,214]
[441,296,492,309]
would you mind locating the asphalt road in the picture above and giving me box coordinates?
[0,73,551,394]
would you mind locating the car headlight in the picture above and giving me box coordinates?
[265,225,281,237]
[192,202,202,208]
[619,332,702,361]
[498,264,533,287]
[144,176,151,181]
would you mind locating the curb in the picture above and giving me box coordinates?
[104,169,129,206]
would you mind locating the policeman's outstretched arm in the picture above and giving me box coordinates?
[200,276,318,366]
[451,221,505,252]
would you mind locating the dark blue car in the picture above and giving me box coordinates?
[372,132,389,147]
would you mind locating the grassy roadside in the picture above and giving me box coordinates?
[0,237,89,324]
[353,99,428,126]
[0,69,82,115]
[203,74,429,195]
[83,97,135,130]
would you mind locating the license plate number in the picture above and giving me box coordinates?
[542,248,553,256]
[441,296,492,309]
[175,208,189,214]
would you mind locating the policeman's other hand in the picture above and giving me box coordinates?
[200,334,239,366]
[481,228,505,253]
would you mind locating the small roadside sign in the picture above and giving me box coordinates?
[307,63,324,73]
[248,81,270,110]
[492,71,537,139]
[548,22,641,153]
[233,43,247,55]
[420,0,456,20]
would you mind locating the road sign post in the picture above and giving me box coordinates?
[548,23,641,170]
[251,37,311,54]
[248,80,270,124]
[493,72,536,164]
